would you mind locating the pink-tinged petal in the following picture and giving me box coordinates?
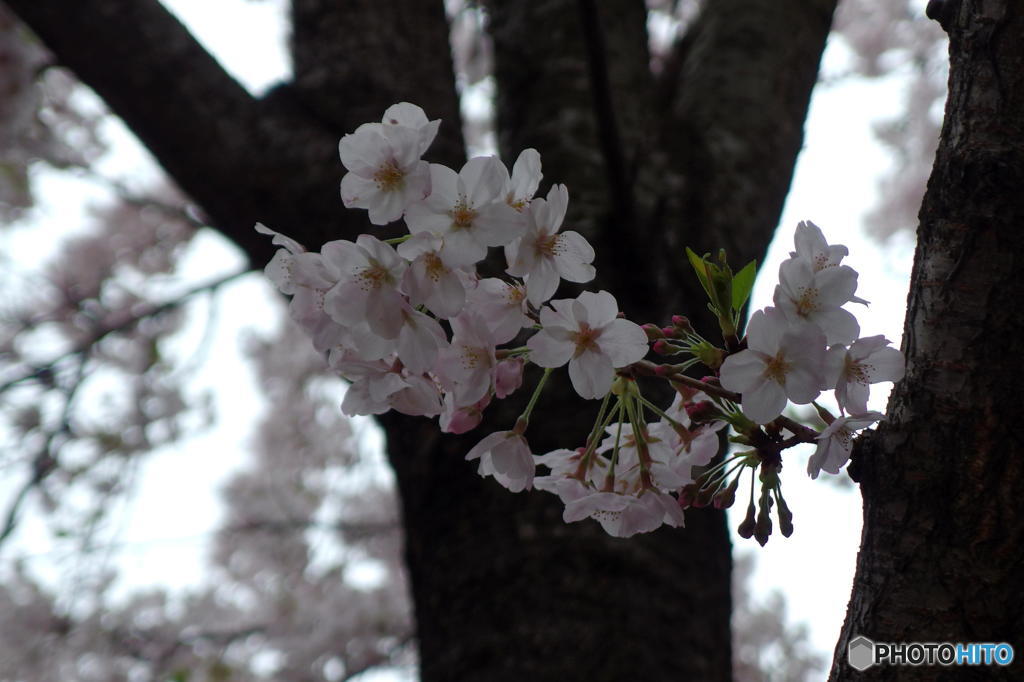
[510,148,542,202]
[741,380,788,425]
[563,491,630,523]
[864,346,905,383]
[429,270,467,319]
[794,220,828,257]
[427,163,461,206]
[255,223,306,254]
[849,334,890,360]
[398,310,445,374]
[382,102,429,128]
[527,330,574,367]
[599,319,649,367]
[390,375,443,417]
[538,301,575,331]
[843,411,885,431]
[462,156,509,206]
[404,203,452,236]
[544,184,568,227]
[578,290,619,328]
[777,258,814,299]
[569,350,614,399]
[745,308,787,354]
[525,257,560,307]
[553,231,596,282]
[815,307,860,345]
[323,281,366,324]
[367,184,409,225]
[823,345,847,390]
[320,239,367,274]
[338,123,386,175]
[340,172,380,211]
[840,380,871,415]
[815,264,860,307]
[719,350,767,393]
[380,123,424,169]
[473,201,528,246]
[397,160,432,202]
[466,431,506,461]
[784,365,822,404]
[364,288,405,339]
[441,228,488,267]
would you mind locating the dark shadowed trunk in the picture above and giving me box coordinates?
[832,2,1024,679]
[5,0,834,679]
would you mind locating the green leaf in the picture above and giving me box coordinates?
[686,247,713,299]
[731,259,757,312]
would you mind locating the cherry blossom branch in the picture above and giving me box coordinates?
[630,359,740,402]
[0,270,247,395]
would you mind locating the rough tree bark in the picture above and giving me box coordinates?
[5,1,833,679]
[832,1,1024,679]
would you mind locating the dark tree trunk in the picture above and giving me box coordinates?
[4,1,833,679]
[832,2,1024,679]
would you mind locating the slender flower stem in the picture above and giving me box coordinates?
[637,395,685,431]
[520,367,553,423]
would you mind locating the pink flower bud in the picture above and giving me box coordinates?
[641,323,664,340]
[494,358,525,399]
[684,400,719,424]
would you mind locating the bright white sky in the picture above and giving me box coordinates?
[2,0,920,672]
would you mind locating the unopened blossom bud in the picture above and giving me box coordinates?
[685,400,720,424]
[737,501,756,538]
[642,323,664,341]
[754,501,773,547]
[653,339,685,356]
[694,484,717,508]
[777,497,794,537]
[713,476,740,510]
[661,326,681,339]
[677,483,700,508]
[671,315,694,335]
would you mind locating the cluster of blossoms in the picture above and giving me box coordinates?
[259,103,904,542]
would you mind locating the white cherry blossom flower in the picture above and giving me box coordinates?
[527,290,649,399]
[720,307,827,424]
[790,220,850,272]
[773,257,862,345]
[505,184,596,306]
[558,479,684,537]
[397,231,468,319]
[807,411,885,479]
[404,156,526,266]
[466,430,534,492]
[321,235,407,339]
[825,335,906,414]
[435,312,498,407]
[380,102,439,155]
[339,119,432,225]
[466,278,531,344]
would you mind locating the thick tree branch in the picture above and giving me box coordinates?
[657,0,837,291]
